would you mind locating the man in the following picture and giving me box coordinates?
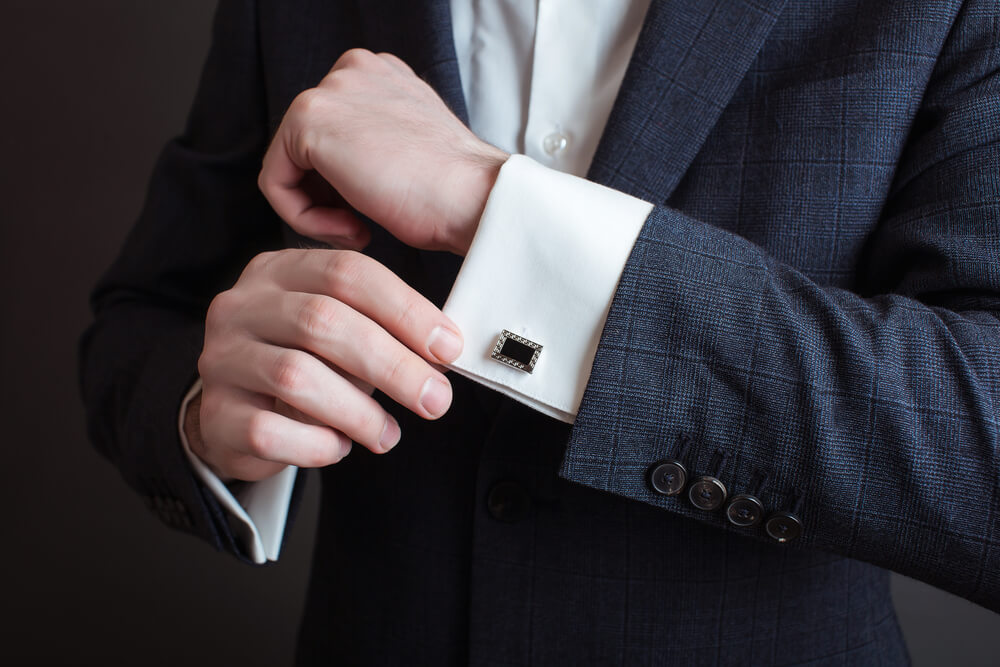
[81,0,1000,664]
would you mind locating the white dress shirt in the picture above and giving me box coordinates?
[180,0,654,563]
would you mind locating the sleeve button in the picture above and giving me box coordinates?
[725,494,764,527]
[765,511,803,542]
[648,461,688,496]
[688,476,727,511]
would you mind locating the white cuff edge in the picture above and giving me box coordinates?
[178,379,296,564]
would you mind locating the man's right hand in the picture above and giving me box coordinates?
[186,248,464,482]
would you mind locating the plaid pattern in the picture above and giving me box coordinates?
[80,0,999,664]
[565,0,1000,615]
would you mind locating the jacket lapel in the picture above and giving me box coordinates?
[355,0,789,302]
[357,0,788,202]
[588,0,788,201]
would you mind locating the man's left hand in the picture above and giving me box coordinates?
[259,48,508,256]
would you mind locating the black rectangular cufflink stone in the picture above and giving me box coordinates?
[491,330,542,373]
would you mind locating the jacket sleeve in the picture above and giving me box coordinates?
[561,1,1000,610]
[78,0,299,562]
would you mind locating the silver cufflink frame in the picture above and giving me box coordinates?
[490,330,542,373]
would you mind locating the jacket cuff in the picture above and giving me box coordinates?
[116,318,246,558]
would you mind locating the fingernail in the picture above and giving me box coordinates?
[418,377,452,418]
[379,415,401,452]
[339,441,353,461]
[427,326,463,363]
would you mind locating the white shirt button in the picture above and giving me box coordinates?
[542,130,569,156]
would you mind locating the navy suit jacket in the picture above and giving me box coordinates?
[81,0,1000,664]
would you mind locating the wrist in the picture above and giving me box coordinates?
[445,145,508,256]
[183,390,236,484]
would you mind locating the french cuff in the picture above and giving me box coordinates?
[178,379,297,564]
[443,155,653,423]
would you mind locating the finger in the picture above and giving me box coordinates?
[207,452,289,484]
[202,384,360,467]
[258,117,311,219]
[261,249,465,365]
[292,206,371,250]
[239,292,453,422]
[272,397,357,458]
[209,340,404,452]
[293,172,371,247]
[258,134,370,248]
[189,390,288,482]
[275,397,327,425]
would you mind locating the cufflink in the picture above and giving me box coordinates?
[491,330,542,373]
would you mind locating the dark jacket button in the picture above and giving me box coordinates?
[765,511,803,542]
[648,460,687,496]
[726,494,764,527]
[688,476,727,511]
[487,481,532,523]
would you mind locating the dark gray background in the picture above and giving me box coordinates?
[1,1,997,665]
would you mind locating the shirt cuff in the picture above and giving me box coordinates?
[443,155,653,422]
[178,379,297,563]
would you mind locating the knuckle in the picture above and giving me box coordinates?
[337,48,374,69]
[317,69,349,95]
[198,389,222,425]
[380,352,412,393]
[294,127,319,167]
[287,93,326,157]
[377,52,412,72]
[245,411,278,459]
[347,407,380,442]
[196,349,215,379]
[246,250,278,275]
[324,250,368,297]
[296,295,341,342]
[393,296,422,335]
[270,350,310,396]
[291,87,323,117]
[198,337,236,381]
[205,290,237,331]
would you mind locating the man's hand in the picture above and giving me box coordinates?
[188,249,464,482]
[258,48,508,256]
